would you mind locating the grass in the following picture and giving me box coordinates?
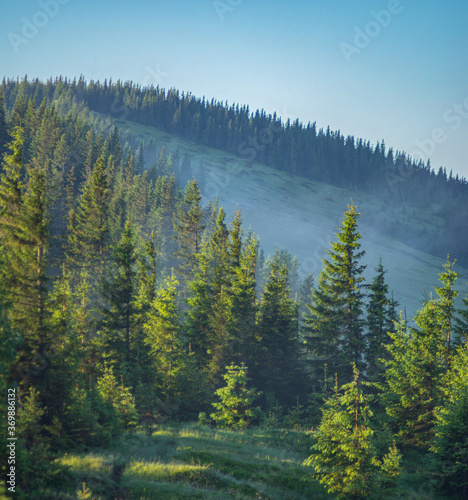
[47,423,328,499]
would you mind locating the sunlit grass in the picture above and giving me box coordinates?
[48,423,328,499]
[125,460,210,482]
[58,453,112,473]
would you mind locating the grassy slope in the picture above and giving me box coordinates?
[116,118,467,318]
[48,424,327,499]
[44,424,452,499]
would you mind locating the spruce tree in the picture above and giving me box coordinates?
[382,259,459,448]
[304,365,402,498]
[366,258,397,381]
[455,293,468,344]
[228,234,258,367]
[68,154,109,269]
[0,90,8,160]
[210,363,260,429]
[254,250,303,406]
[0,130,52,378]
[186,252,214,367]
[173,179,205,281]
[99,221,138,375]
[432,347,468,496]
[303,202,367,383]
[144,274,183,400]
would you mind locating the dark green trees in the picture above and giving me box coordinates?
[0,91,8,159]
[304,203,366,383]
[0,127,51,378]
[100,221,139,374]
[254,251,304,406]
[366,259,397,381]
[174,179,205,279]
[68,155,109,269]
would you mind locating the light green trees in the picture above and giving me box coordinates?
[382,259,460,448]
[304,366,401,498]
[211,363,260,429]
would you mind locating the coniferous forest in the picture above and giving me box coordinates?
[1,77,468,498]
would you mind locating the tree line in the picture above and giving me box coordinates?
[1,75,468,265]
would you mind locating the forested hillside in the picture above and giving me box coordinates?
[1,77,468,498]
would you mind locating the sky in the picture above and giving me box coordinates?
[1,0,468,178]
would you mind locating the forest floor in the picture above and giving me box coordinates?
[38,423,454,499]
[42,423,329,499]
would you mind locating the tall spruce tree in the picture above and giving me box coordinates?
[68,154,109,269]
[99,221,138,377]
[0,129,52,382]
[366,258,398,381]
[0,91,8,160]
[303,202,367,383]
[455,293,468,344]
[432,347,468,496]
[173,179,205,281]
[254,250,303,406]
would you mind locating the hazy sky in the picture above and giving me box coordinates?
[1,0,468,178]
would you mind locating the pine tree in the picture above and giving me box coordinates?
[186,251,214,368]
[432,347,468,496]
[254,250,303,406]
[173,179,205,281]
[228,234,258,367]
[68,155,109,269]
[0,91,9,160]
[303,202,367,383]
[210,363,260,429]
[99,221,138,375]
[0,130,52,381]
[144,274,183,398]
[455,293,468,344]
[366,259,397,381]
[383,261,459,448]
[304,365,402,498]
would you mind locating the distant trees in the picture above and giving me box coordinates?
[2,76,468,266]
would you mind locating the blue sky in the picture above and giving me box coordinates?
[1,0,468,178]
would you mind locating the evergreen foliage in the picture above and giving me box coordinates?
[304,202,366,383]
[210,363,260,429]
[304,366,402,498]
